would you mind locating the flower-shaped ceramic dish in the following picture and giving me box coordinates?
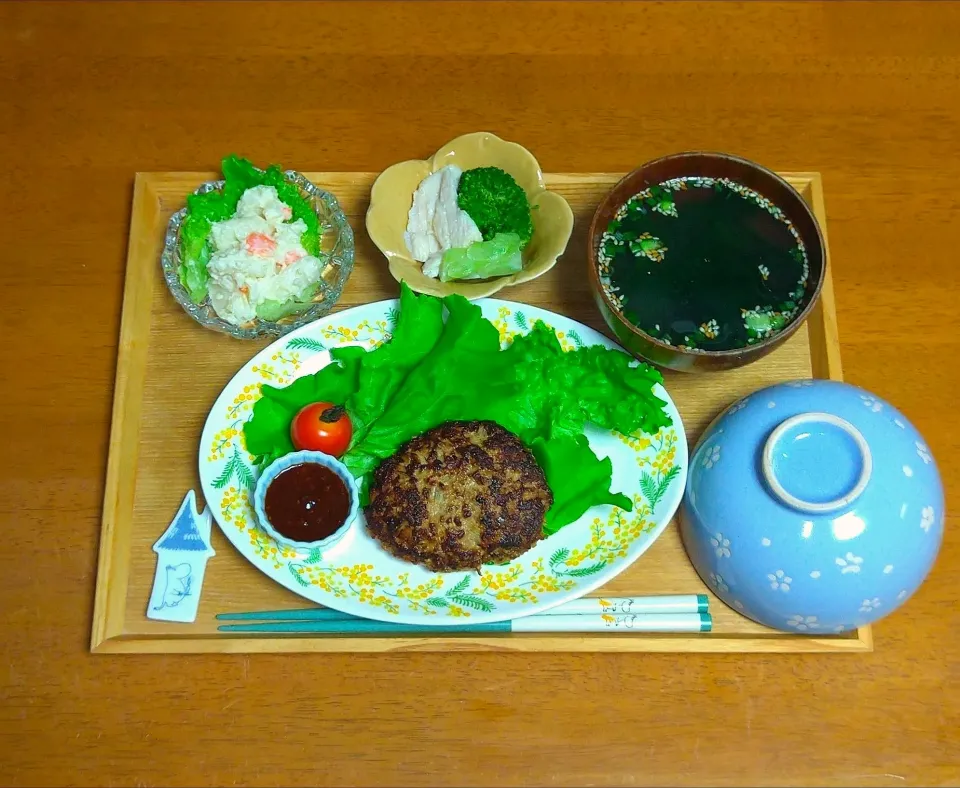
[587,152,826,372]
[366,132,574,299]
[253,450,360,552]
[680,380,944,634]
[161,171,355,339]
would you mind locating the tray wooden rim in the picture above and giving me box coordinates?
[92,171,872,654]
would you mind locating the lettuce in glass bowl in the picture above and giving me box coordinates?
[160,156,355,339]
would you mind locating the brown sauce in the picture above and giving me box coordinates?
[264,463,351,543]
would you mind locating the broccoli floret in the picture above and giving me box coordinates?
[457,167,534,248]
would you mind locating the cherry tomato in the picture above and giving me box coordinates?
[290,402,353,457]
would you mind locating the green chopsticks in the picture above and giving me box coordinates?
[216,595,712,635]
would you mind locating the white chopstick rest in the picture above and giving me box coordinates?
[147,490,216,623]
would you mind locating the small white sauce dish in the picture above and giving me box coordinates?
[253,450,360,553]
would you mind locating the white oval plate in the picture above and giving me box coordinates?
[199,298,687,625]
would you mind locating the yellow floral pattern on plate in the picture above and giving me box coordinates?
[200,300,686,622]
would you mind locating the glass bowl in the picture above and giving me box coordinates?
[160,171,355,339]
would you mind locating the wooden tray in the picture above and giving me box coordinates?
[92,171,869,653]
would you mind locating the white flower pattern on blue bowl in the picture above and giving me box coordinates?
[767,569,791,592]
[680,379,945,634]
[787,614,819,631]
[710,532,731,558]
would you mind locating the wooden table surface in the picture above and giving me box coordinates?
[2,1,958,785]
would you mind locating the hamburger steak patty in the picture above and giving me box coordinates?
[365,420,553,572]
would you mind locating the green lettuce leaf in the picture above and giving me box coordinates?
[254,283,321,322]
[243,353,361,464]
[242,283,672,533]
[532,435,632,534]
[342,292,507,479]
[243,285,444,467]
[254,297,311,323]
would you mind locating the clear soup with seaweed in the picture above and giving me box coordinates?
[597,176,810,352]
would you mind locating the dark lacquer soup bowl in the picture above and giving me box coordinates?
[587,152,826,372]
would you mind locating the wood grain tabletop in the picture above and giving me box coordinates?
[1,1,958,785]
